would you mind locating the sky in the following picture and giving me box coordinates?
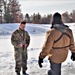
[18,0,75,16]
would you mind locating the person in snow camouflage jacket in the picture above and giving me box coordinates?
[11,21,30,75]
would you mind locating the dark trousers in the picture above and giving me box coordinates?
[48,61,61,75]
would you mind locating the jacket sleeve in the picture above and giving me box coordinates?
[39,30,54,59]
[26,31,30,47]
[11,32,20,48]
[69,30,75,52]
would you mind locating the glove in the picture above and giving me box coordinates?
[71,52,75,61]
[38,57,43,68]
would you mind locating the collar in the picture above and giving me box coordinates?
[53,24,69,33]
[19,27,25,32]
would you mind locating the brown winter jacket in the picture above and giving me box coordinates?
[39,25,75,63]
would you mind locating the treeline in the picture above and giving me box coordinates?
[0,0,75,24]
[25,11,75,24]
[25,13,52,24]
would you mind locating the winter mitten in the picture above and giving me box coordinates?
[38,57,43,68]
[71,52,75,61]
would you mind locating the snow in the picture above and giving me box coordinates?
[0,23,75,75]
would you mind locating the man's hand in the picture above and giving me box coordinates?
[38,57,43,68]
[71,52,75,61]
[24,44,28,48]
[19,43,23,48]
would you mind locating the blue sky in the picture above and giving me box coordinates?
[19,0,75,16]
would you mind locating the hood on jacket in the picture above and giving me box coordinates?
[53,24,69,33]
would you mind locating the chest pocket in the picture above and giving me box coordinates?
[52,33,71,49]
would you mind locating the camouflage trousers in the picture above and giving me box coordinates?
[14,49,27,72]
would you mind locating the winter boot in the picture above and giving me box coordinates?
[16,72,20,75]
[23,71,29,75]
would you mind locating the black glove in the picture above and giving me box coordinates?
[71,52,75,61]
[38,57,43,68]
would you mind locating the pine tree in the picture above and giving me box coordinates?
[4,4,13,23]
[8,0,21,23]
[0,0,3,23]
[25,13,30,23]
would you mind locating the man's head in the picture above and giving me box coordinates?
[51,12,63,28]
[19,20,26,30]
[52,12,63,25]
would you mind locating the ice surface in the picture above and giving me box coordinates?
[0,23,75,75]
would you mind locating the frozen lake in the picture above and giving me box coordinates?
[0,23,75,75]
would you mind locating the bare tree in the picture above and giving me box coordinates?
[71,10,75,22]
[62,12,71,23]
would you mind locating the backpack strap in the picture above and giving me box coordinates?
[54,32,71,43]
[52,44,70,49]
[63,33,71,39]
[53,32,71,49]
[54,33,63,43]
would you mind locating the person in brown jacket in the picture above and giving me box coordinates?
[38,12,75,75]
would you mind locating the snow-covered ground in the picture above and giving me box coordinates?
[0,23,75,75]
